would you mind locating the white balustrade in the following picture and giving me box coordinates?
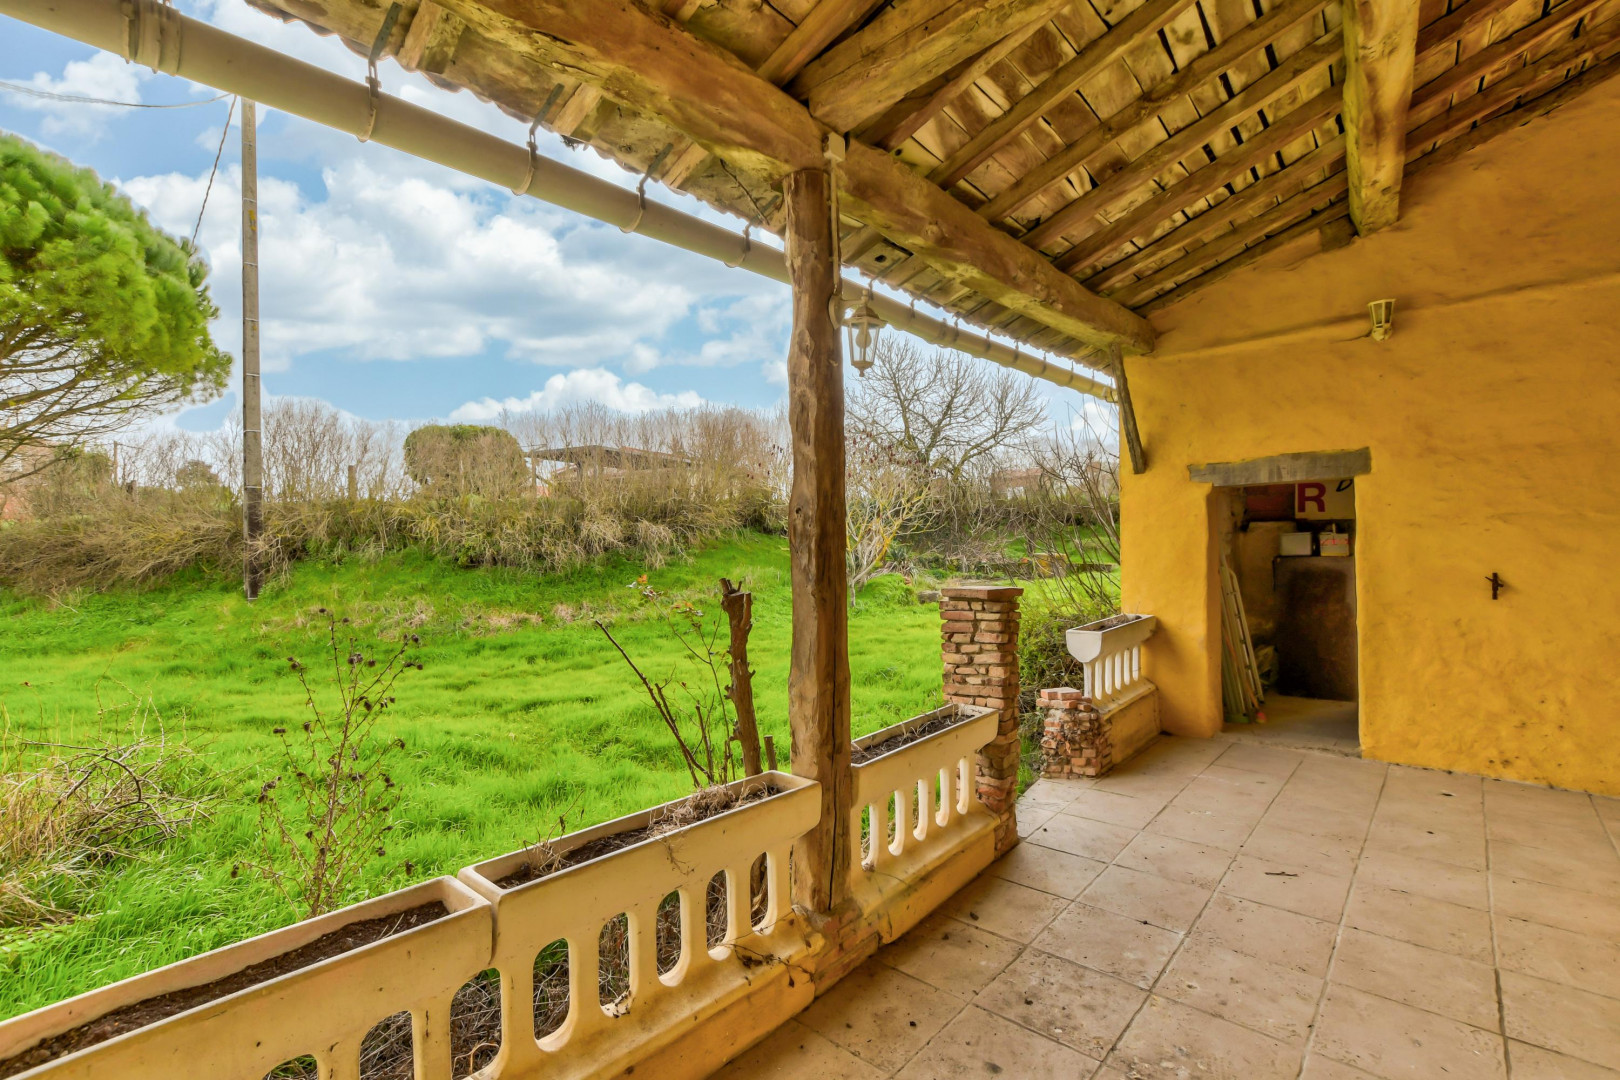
[1065,614,1157,708]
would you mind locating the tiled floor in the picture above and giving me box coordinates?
[1222,695,1360,757]
[714,736,1620,1080]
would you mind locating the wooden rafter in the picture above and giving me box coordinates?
[926,0,1196,189]
[794,0,1070,133]
[1138,202,1353,313]
[1020,33,1342,252]
[397,1,465,75]
[1112,171,1350,305]
[759,0,888,85]
[1341,0,1420,234]
[435,0,1154,352]
[1088,136,1347,293]
[1406,15,1620,153]
[873,14,1050,150]
[974,0,1332,225]
[1410,0,1609,113]
[1055,87,1341,275]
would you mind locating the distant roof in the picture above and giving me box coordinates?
[526,445,690,469]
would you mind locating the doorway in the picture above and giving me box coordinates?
[1218,477,1360,754]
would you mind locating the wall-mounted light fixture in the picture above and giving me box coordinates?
[843,282,885,376]
[1368,298,1395,341]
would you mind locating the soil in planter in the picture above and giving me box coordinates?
[496,785,774,890]
[0,902,448,1080]
[850,712,967,764]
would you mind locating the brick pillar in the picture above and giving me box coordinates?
[940,585,1022,855]
[1037,687,1109,778]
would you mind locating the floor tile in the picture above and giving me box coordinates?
[797,963,964,1072]
[1021,778,1085,810]
[1313,984,1505,1080]
[1144,805,1254,850]
[1260,798,1374,843]
[1220,854,1352,921]
[711,1019,887,1080]
[1243,821,1361,878]
[1356,848,1488,910]
[938,873,1068,944]
[1015,805,1055,838]
[1031,902,1181,989]
[1495,916,1620,998]
[1501,971,1620,1071]
[1157,936,1324,1043]
[1344,882,1493,963]
[1508,1040,1620,1079]
[1485,813,1614,855]
[877,910,1021,1001]
[974,947,1147,1061]
[1491,840,1620,895]
[1081,864,1212,933]
[1364,818,1487,871]
[988,844,1107,900]
[893,1004,1098,1080]
[1492,874,1620,942]
[1215,742,1307,779]
[1090,769,1194,803]
[1188,893,1339,977]
[1060,788,1167,829]
[1301,1055,1385,1079]
[1106,994,1302,1080]
[1115,830,1234,889]
[1330,927,1500,1031]
[1201,765,1289,799]
[1023,813,1138,862]
[1171,776,1275,820]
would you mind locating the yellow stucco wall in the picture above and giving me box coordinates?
[1123,77,1620,795]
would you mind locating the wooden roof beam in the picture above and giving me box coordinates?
[873,14,1050,150]
[1020,33,1342,251]
[1055,87,1341,275]
[758,0,888,85]
[1410,0,1610,112]
[926,0,1197,188]
[792,0,1070,133]
[1087,136,1346,293]
[1341,0,1420,234]
[440,0,1154,352]
[975,0,1332,224]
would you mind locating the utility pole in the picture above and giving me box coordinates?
[241,99,264,600]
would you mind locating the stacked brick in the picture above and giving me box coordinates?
[1037,687,1109,778]
[939,585,1022,855]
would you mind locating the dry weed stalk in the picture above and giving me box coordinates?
[242,612,420,918]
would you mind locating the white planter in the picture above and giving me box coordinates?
[848,703,998,939]
[0,876,491,1080]
[1065,613,1157,664]
[456,771,820,1080]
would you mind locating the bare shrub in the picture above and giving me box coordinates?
[845,435,938,591]
[0,690,211,928]
[244,612,420,918]
[403,424,529,499]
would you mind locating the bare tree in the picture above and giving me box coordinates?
[847,340,1047,482]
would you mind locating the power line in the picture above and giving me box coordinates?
[190,95,238,250]
[0,79,231,109]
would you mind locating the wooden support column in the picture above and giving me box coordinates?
[1112,345,1147,475]
[1342,0,1420,234]
[783,167,853,914]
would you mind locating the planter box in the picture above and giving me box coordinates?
[848,703,998,940]
[457,771,820,1080]
[1064,613,1157,664]
[0,876,491,1080]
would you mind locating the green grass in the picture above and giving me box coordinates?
[0,532,947,1018]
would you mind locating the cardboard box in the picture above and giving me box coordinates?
[1278,532,1314,557]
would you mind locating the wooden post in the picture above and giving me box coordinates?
[763,735,778,772]
[719,577,762,776]
[241,99,265,600]
[783,166,852,914]
[1111,343,1146,475]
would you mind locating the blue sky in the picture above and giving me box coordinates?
[0,1,1099,434]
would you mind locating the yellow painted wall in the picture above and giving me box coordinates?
[1123,76,1620,795]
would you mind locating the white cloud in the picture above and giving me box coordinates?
[121,158,705,371]
[450,369,705,421]
[9,52,151,137]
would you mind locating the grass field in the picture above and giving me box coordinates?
[0,532,952,1019]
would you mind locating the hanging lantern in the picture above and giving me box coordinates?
[843,286,885,376]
